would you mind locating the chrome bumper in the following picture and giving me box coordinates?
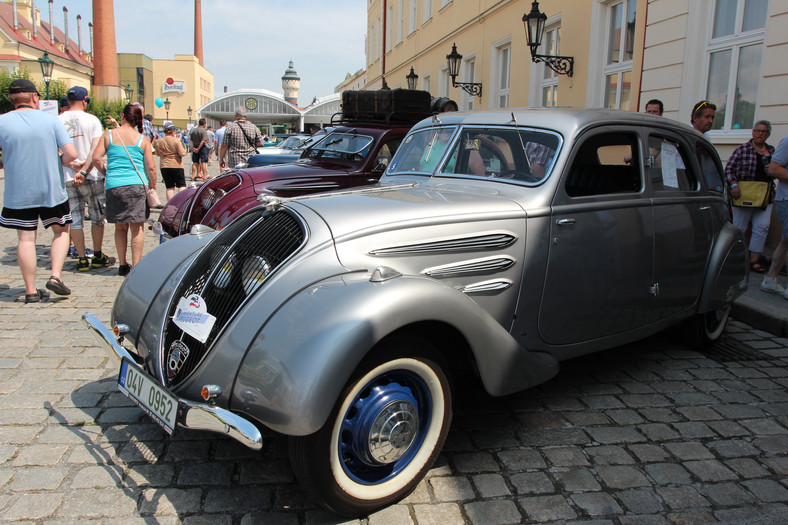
[82,312,263,450]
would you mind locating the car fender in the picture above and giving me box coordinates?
[697,221,747,312]
[231,273,559,436]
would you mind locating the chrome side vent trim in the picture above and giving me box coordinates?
[459,280,513,294]
[423,256,515,278]
[369,233,517,256]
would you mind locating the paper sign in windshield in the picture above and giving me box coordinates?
[173,294,216,343]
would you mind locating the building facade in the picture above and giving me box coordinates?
[151,54,213,128]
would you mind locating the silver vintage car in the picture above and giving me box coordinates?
[84,109,746,517]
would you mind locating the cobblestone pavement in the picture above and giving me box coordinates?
[1,168,788,524]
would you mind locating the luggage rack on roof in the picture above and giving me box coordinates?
[336,88,434,126]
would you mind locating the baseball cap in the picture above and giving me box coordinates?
[67,86,91,102]
[163,124,177,132]
[9,79,38,94]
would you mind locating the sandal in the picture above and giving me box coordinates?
[751,262,767,274]
[45,275,72,295]
[21,289,49,303]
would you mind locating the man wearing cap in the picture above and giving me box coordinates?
[155,124,188,200]
[189,118,210,180]
[220,107,264,170]
[0,79,78,302]
[59,86,114,272]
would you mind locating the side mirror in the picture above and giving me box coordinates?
[373,157,390,173]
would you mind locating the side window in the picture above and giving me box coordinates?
[647,136,698,192]
[565,133,642,197]
[695,142,725,193]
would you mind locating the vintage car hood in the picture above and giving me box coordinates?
[248,161,351,188]
[291,180,527,241]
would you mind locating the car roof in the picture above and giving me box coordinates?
[410,108,702,140]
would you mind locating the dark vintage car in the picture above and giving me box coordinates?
[159,121,413,238]
[85,109,746,517]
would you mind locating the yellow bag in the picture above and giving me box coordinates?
[732,180,770,208]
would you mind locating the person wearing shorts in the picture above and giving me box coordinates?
[189,118,210,181]
[760,136,788,298]
[155,124,188,200]
[0,79,78,302]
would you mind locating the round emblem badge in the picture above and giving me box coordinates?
[245,97,258,111]
[167,340,191,380]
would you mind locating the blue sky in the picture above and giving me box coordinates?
[55,1,367,102]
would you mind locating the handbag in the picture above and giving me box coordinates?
[113,129,162,208]
[731,180,770,208]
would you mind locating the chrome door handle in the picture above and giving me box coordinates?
[699,205,711,211]
[556,218,576,225]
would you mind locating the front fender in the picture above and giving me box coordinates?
[698,222,747,312]
[232,273,559,436]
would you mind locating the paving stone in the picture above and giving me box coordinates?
[56,488,139,518]
[191,515,235,525]
[595,466,650,489]
[738,417,788,435]
[11,444,68,466]
[643,463,692,485]
[742,479,788,502]
[638,408,681,423]
[430,475,475,502]
[706,420,749,437]
[412,502,465,525]
[9,466,68,491]
[368,504,413,525]
[627,444,670,463]
[675,406,723,421]
[615,488,664,514]
[753,435,788,454]
[586,445,634,465]
[69,464,124,489]
[683,459,738,482]
[471,473,511,498]
[571,492,623,516]
[464,499,522,525]
[586,426,646,445]
[637,423,679,442]
[707,438,759,458]
[617,394,672,408]
[517,428,590,447]
[663,442,714,460]
[177,461,234,486]
[711,403,766,419]
[606,409,645,425]
[123,463,176,487]
[519,494,577,522]
[554,467,601,492]
[583,396,625,410]
[453,451,499,473]
[138,487,202,515]
[204,486,272,513]
[671,421,716,439]
[3,492,63,520]
[543,446,589,467]
[497,448,546,470]
[701,481,757,506]
[564,411,611,427]
[762,457,788,475]
[509,471,554,494]
[656,486,710,509]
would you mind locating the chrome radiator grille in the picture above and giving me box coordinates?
[161,210,305,387]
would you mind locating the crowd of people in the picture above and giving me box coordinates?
[2,78,788,304]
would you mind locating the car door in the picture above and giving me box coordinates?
[647,131,717,322]
[539,128,654,346]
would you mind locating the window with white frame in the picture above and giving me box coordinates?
[439,66,450,98]
[541,25,560,107]
[409,0,418,34]
[423,0,432,23]
[422,74,431,94]
[397,0,404,43]
[706,0,767,131]
[493,41,511,108]
[386,4,393,51]
[602,0,636,110]
[462,56,476,110]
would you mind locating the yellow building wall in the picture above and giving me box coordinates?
[151,55,213,128]
[354,0,646,111]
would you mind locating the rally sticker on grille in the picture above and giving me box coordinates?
[173,294,216,343]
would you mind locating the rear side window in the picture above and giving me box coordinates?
[646,136,698,192]
[565,132,642,197]
[695,142,725,193]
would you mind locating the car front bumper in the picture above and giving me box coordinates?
[82,312,263,450]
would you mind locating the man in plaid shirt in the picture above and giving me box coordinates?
[219,106,264,170]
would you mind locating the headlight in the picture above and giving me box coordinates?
[200,188,227,210]
[241,255,271,296]
[209,245,236,289]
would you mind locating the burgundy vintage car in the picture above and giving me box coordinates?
[159,90,435,238]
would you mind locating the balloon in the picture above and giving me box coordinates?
[155,98,164,108]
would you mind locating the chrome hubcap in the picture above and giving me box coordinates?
[368,400,419,463]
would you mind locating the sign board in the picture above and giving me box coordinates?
[39,99,58,116]
[162,81,186,94]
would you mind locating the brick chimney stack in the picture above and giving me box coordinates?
[194,0,203,66]
[92,0,121,100]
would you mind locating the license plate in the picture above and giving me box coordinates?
[118,358,179,434]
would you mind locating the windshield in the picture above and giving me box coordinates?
[277,136,306,149]
[388,126,561,183]
[302,131,374,163]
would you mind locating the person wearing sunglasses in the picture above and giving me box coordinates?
[691,100,716,137]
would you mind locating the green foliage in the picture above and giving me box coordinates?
[87,99,128,129]
[0,67,34,114]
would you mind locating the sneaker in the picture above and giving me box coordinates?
[760,277,785,295]
[90,252,116,268]
[68,246,78,259]
[77,257,90,272]
[85,247,94,258]
[118,264,132,277]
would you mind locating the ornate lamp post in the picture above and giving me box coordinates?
[124,84,134,103]
[446,44,482,97]
[187,106,193,125]
[164,98,171,121]
[523,1,574,77]
[406,67,419,90]
[37,52,55,100]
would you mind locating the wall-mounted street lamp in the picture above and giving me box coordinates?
[38,52,55,100]
[124,83,134,103]
[523,1,574,77]
[406,67,419,90]
[187,106,193,125]
[164,97,171,121]
[446,44,482,97]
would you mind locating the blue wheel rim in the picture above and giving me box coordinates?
[338,368,432,485]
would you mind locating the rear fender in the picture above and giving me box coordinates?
[698,222,747,312]
[232,274,559,436]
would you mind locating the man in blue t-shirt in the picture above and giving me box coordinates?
[760,136,788,298]
[0,79,78,303]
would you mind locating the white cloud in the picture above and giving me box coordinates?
[56,0,367,102]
